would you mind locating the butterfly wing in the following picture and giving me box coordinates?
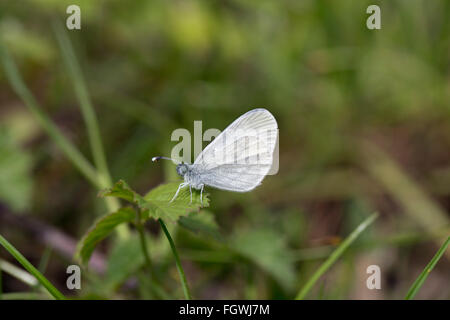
[193,108,278,192]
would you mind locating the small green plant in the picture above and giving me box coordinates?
[76,180,209,299]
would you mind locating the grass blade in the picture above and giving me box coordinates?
[362,145,449,237]
[295,213,378,300]
[0,41,100,188]
[0,234,66,300]
[405,237,449,300]
[53,21,112,188]
[0,259,38,286]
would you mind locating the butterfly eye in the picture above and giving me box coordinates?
[176,164,188,177]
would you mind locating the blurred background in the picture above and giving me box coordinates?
[0,0,449,299]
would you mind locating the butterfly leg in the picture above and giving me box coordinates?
[189,185,192,204]
[200,184,204,206]
[170,182,187,203]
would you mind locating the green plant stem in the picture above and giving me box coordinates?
[32,247,53,293]
[0,234,66,300]
[405,236,449,300]
[136,214,153,274]
[136,215,173,299]
[158,218,192,300]
[37,247,52,274]
[295,213,378,300]
[138,227,153,271]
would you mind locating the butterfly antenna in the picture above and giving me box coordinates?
[152,156,179,163]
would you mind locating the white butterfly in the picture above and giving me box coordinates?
[152,108,278,205]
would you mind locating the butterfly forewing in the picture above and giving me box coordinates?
[193,108,278,192]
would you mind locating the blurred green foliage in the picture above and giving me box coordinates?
[0,127,32,211]
[0,0,449,299]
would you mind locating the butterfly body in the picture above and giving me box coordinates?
[176,163,204,190]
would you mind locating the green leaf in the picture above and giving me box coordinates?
[143,182,209,221]
[98,179,145,206]
[101,235,145,292]
[100,180,209,222]
[231,228,296,291]
[405,236,449,300]
[76,207,136,265]
[178,210,223,242]
[0,127,33,211]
